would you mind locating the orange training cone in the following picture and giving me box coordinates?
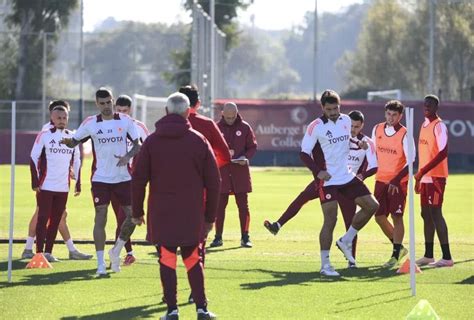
[397,259,421,274]
[26,253,53,269]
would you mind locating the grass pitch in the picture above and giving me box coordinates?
[0,159,473,319]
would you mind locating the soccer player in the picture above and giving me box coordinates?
[264,110,377,267]
[109,95,150,267]
[179,85,231,168]
[61,88,141,275]
[415,95,453,267]
[300,90,379,276]
[22,100,92,260]
[131,92,220,320]
[30,105,81,262]
[210,102,257,248]
[372,100,415,268]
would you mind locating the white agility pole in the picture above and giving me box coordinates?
[8,101,16,283]
[406,107,416,296]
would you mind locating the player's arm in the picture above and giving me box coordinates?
[72,145,82,196]
[360,137,378,180]
[415,122,448,181]
[131,140,151,225]
[210,122,231,167]
[203,141,221,236]
[117,118,142,167]
[388,132,415,194]
[30,132,45,192]
[300,120,329,181]
[61,119,90,148]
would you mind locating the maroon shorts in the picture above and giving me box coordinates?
[91,181,131,207]
[319,177,371,204]
[374,180,408,216]
[420,177,446,208]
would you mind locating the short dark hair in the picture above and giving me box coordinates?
[349,110,364,122]
[96,87,113,100]
[178,85,200,107]
[48,100,70,112]
[51,105,68,113]
[384,100,404,114]
[116,95,132,107]
[424,94,439,106]
[320,89,341,106]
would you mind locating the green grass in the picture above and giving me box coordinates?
[0,159,473,319]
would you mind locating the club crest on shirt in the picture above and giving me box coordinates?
[236,130,242,136]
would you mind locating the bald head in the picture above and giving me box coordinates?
[222,102,238,125]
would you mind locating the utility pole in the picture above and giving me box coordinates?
[313,0,318,101]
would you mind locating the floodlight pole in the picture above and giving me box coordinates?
[8,101,16,283]
[210,0,215,120]
[79,0,85,123]
[428,0,435,93]
[313,0,318,101]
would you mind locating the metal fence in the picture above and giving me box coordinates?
[191,2,226,118]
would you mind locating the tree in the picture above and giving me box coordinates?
[5,0,77,100]
[342,0,474,100]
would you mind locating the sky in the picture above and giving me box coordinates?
[83,0,364,32]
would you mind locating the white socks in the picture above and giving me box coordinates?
[96,250,105,265]
[65,238,77,252]
[113,239,126,255]
[341,226,359,244]
[321,250,330,267]
[25,236,35,250]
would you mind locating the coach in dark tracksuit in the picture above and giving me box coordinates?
[131,92,220,320]
[210,102,257,248]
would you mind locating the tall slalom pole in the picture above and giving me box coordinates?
[406,107,416,296]
[8,101,16,283]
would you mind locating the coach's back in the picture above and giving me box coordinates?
[132,112,220,247]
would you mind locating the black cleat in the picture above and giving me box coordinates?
[209,236,223,248]
[241,234,253,248]
[264,220,280,235]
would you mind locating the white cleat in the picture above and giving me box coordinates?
[108,248,121,273]
[336,238,355,264]
[96,263,107,275]
[320,264,340,277]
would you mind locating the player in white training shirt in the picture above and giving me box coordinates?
[109,95,150,268]
[61,88,141,275]
[299,90,379,276]
[264,110,377,268]
[22,100,92,261]
[30,105,81,262]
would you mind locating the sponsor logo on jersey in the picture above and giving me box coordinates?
[96,129,103,135]
[236,130,242,136]
[328,134,350,145]
[49,139,56,146]
[325,194,332,200]
[348,155,360,162]
[107,129,113,133]
[97,136,124,144]
[49,147,74,154]
[326,130,333,138]
[419,138,429,145]
[377,146,398,155]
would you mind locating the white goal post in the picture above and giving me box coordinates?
[132,94,168,130]
[367,89,402,101]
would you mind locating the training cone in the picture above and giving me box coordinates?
[406,299,440,319]
[26,253,53,269]
[397,259,422,274]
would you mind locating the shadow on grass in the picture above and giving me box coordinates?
[332,294,413,314]
[0,259,27,271]
[240,268,347,290]
[205,245,242,254]
[61,303,169,320]
[0,266,106,288]
[457,275,474,285]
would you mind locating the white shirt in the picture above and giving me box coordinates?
[31,128,81,192]
[42,121,54,131]
[420,118,448,183]
[301,114,355,186]
[348,134,377,175]
[73,113,139,183]
[371,123,416,171]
